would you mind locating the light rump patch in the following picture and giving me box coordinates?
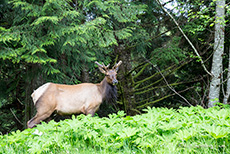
[31,83,51,105]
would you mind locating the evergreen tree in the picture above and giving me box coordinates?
[0,0,146,131]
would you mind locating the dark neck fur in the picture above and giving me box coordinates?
[100,78,117,104]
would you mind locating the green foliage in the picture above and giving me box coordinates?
[0,0,149,133]
[1,106,230,153]
[0,0,146,76]
[0,0,228,136]
[180,0,216,44]
[151,36,186,66]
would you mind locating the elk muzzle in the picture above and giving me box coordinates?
[112,79,118,85]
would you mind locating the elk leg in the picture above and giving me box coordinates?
[27,116,37,128]
[86,104,100,117]
[27,111,54,128]
[44,116,53,123]
[86,109,96,117]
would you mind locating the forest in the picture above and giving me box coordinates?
[0,0,230,135]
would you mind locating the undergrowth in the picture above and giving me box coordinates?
[1,105,230,154]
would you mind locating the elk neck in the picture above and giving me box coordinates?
[99,77,117,103]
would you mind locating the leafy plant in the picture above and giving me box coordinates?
[1,106,230,153]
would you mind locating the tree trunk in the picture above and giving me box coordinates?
[81,64,90,83]
[223,47,230,104]
[24,82,33,128]
[208,0,225,107]
[24,64,44,128]
[115,45,136,115]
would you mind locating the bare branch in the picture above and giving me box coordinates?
[10,108,23,126]
[156,0,213,77]
[143,56,192,106]
[137,87,192,109]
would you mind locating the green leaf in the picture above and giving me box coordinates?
[31,16,59,26]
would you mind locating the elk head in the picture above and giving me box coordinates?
[95,61,122,85]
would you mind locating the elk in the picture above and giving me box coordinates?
[27,61,122,128]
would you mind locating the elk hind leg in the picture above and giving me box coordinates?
[27,111,54,128]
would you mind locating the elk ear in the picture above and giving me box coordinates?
[113,60,122,72]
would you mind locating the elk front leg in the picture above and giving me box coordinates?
[86,109,96,117]
[85,104,100,117]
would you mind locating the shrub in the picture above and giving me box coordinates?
[1,106,230,154]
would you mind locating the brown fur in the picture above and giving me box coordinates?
[27,61,122,128]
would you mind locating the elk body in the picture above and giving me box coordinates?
[27,61,122,128]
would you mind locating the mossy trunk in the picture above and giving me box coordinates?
[24,64,44,128]
[24,82,34,128]
[115,45,136,115]
[81,64,90,83]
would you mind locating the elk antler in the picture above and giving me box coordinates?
[95,61,110,74]
[113,60,122,71]
[95,61,104,68]
[96,61,111,69]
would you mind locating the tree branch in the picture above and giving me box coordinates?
[134,64,176,89]
[156,0,213,77]
[143,56,192,106]
[135,79,201,96]
[137,87,192,109]
[134,59,192,90]
[10,108,23,126]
